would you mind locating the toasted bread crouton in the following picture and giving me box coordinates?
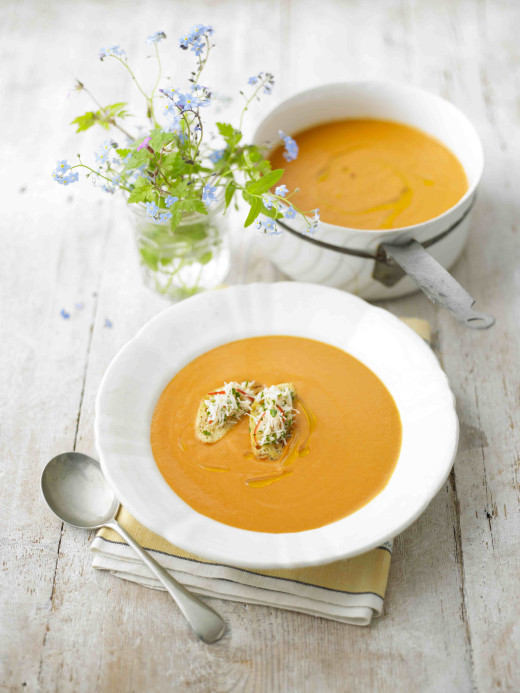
[195,381,256,444]
[195,402,236,443]
[249,383,296,460]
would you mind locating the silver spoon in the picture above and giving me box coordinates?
[41,452,226,644]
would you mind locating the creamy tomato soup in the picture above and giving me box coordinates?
[151,336,402,533]
[269,119,468,229]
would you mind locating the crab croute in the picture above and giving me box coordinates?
[195,381,256,443]
[249,383,297,460]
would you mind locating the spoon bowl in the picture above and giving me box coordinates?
[41,452,119,529]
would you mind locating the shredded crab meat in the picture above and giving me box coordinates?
[204,381,256,429]
[251,385,297,447]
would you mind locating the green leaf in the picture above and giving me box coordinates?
[127,177,155,203]
[199,251,213,265]
[116,148,130,158]
[71,112,97,133]
[246,169,284,195]
[139,247,159,271]
[244,146,266,166]
[244,197,262,227]
[169,181,189,198]
[261,203,284,220]
[178,198,208,215]
[248,149,262,163]
[122,148,149,173]
[150,129,174,151]
[255,159,272,175]
[216,122,235,138]
[216,121,242,148]
[224,181,236,210]
[175,224,208,242]
[106,102,130,119]
[162,152,191,178]
[71,103,131,134]
[169,206,183,230]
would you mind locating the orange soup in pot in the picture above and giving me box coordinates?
[269,119,468,230]
[151,336,402,533]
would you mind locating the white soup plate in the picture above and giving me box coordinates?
[95,282,458,569]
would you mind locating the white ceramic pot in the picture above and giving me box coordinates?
[253,81,484,302]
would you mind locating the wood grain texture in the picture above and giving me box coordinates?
[1,0,519,691]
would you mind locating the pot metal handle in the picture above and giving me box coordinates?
[380,240,495,330]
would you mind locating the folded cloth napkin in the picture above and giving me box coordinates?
[91,318,430,626]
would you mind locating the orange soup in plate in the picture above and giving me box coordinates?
[151,335,402,533]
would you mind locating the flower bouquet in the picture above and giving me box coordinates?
[53,25,319,299]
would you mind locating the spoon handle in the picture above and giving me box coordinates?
[105,519,226,644]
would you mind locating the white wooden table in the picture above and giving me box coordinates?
[2,1,519,690]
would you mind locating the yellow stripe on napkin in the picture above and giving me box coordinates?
[400,317,431,342]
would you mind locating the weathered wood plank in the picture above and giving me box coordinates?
[398,1,520,691]
[0,2,124,688]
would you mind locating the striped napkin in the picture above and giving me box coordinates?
[91,318,430,626]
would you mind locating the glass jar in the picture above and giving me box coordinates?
[130,203,230,300]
